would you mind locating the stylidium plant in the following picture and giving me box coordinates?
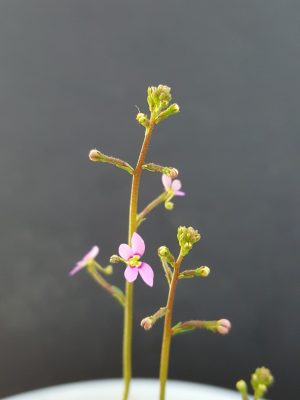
[69,85,273,400]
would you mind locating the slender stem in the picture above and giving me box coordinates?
[159,253,184,400]
[87,266,125,307]
[137,191,168,226]
[122,121,156,400]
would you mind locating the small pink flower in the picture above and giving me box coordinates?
[162,174,185,196]
[69,246,99,276]
[118,232,154,287]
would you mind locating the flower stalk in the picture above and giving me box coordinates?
[159,252,183,400]
[122,119,156,400]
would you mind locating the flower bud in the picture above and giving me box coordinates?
[140,317,153,330]
[89,149,104,161]
[158,246,175,265]
[110,254,122,264]
[103,265,113,275]
[136,112,149,128]
[195,266,210,277]
[217,319,232,335]
[165,201,174,210]
[162,167,179,179]
[156,103,180,123]
[236,380,248,395]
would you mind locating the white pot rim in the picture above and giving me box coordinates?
[2,378,241,400]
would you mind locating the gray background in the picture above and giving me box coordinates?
[0,1,299,399]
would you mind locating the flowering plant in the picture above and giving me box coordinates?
[70,85,273,400]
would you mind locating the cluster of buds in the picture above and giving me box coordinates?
[251,367,274,398]
[177,226,201,256]
[236,367,274,400]
[146,85,180,123]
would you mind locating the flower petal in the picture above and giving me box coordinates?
[171,179,182,192]
[138,263,154,287]
[162,174,172,190]
[118,244,133,260]
[124,266,138,283]
[131,232,145,256]
[82,245,99,262]
[175,190,186,196]
[69,261,85,277]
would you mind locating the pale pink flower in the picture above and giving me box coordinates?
[162,174,185,196]
[69,246,99,276]
[118,232,154,287]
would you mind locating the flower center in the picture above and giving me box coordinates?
[128,255,141,268]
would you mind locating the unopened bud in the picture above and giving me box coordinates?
[236,380,248,394]
[110,254,122,264]
[257,384,267,397]
[156,103,180,123]
[103,265,113,275]
[89,149,104,161]
[162,167,179,179]
[217,319,232,335]
[158,246,175,264]
[165,201,174,210]
[140,317,153,330]
[195,266,210,277]
[136,112,149,128]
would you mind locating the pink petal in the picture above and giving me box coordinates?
[118,244,133,260]
[175,190,186,196]
[124,266,138,282]
[131,232,145,257]
[82,246,99,262]
[69,261,85,277]
[162,174,172,190]
[171,179,182,192]
[138,263,154,287]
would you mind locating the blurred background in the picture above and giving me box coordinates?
[0,1,299,399]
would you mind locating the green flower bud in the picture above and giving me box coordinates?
[165,201,174,210]
[110,254,122,264]
[136,112,150,128]
[158,246,175,265]
[195,266,210,277]
[177,226,201,256]
[89,149,105,162]
[236,380,248,395]
[156,103,180,124]
[256,384,267,397]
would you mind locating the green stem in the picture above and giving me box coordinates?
[122,121,156,400]
[159,254,184,400]
[87,266,125,307]
[137,191,168,226]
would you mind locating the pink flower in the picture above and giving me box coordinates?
[118,232,154,287]
[69,246,99,276]
[162,174,185,196]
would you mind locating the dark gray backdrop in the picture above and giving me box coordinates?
[0,1,299,399]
